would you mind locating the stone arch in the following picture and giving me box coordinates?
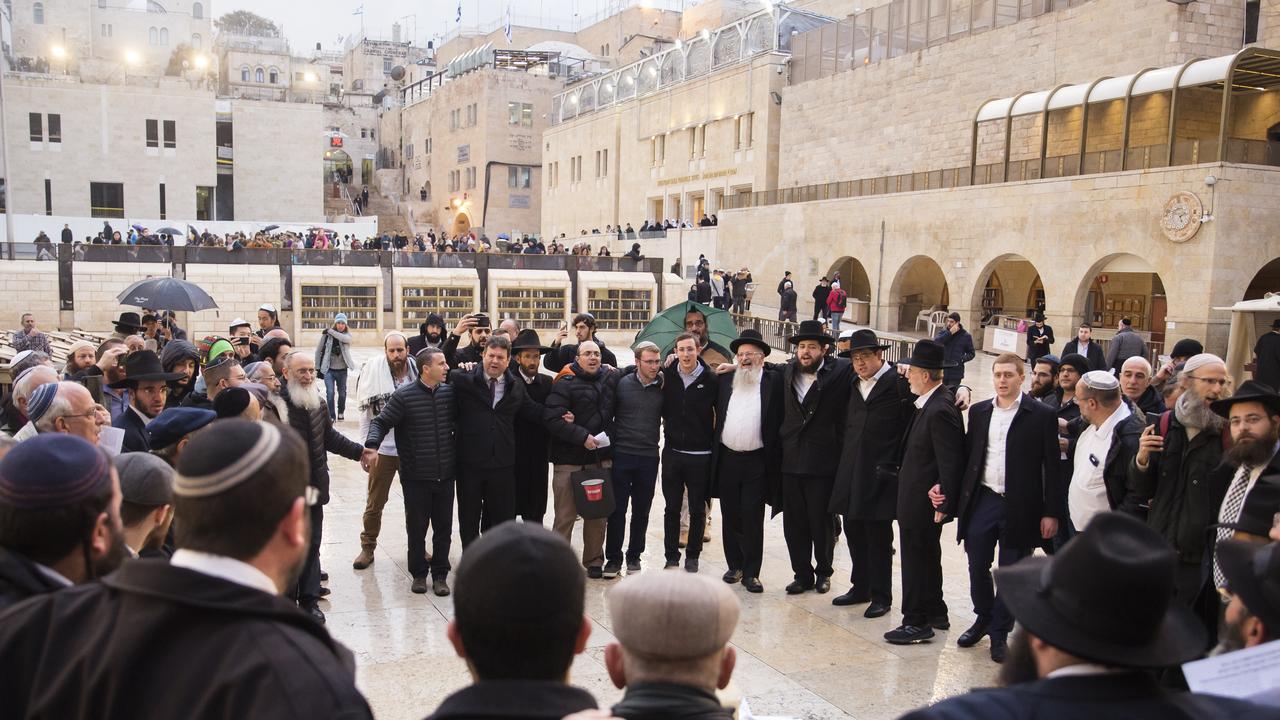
[1071,252,1168,348]
[969,253,1047,327]
[825,256,873,325]
[1244,257,1280,301]
[887,255,949,334]
[451,208,473,237]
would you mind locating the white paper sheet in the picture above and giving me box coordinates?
[1183,639,1280,703]
[98,426,125,456]
[592,431,611,448]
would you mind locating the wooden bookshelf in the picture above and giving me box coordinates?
[299,284,378,330]
[401,285,475,330]
[495,288,566,330]
[587,288,653,331]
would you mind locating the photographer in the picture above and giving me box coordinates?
[228,319,260,364]
[442,312,492,368]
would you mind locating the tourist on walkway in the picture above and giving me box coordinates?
[1061,322,1107,372]
[779,281,798,323]
[811,277,830,321]
[315,313,354,421]
[826,282,848,333]
[1105,317,1147,373]
[933,313,975,393]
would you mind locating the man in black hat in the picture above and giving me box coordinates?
[830,329,914,618]
[1027,311,1054,366]
[109,350,185,453]
[1153,337,1205,394]
[0,434,127,610]
[713,329,783,594]
[1214,540,1280,663]
[885,339,965,645]
[511,329,554,524]
[0,421,374,719]
[1208,380,1280,589]
[901,512,1273,720]
[778,320,852,595]
[1255,319,1280,391]
[111,312,144,340]
[427,522,597,720]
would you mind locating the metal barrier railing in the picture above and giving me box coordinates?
[730,313,915,362]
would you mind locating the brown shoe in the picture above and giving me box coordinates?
[353,549,374,570]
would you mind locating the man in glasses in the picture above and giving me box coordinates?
[30,382,109,445]
[1068,371,1144,533]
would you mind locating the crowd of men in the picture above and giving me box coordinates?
[1,298,1280,719]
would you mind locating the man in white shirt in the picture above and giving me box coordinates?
[1069,371,1143,531]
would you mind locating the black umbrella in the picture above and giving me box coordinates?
[117,277,218,312]
[157,226,183,235]
[263,224,280,232]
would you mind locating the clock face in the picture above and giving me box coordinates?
[1161,191,1203,243]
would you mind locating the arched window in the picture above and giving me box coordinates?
[159,28,168,44]
[268,68,278,84]
[240,65,249,82]
[254,67,264,83]
[192,2,203,19]
[191,33,201,49]
[149,27,158,45]
[32,2,44,24]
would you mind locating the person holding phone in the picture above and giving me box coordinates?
[443,312,492,368]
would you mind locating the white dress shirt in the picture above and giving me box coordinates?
[1069,402,1132,531]
[35,562,73,587]
[170,549,278,596]
[487,373,506,407]
[794,360,823,403]
[858,362,892,400]
[981,394,1022,495]
[913,382,942,409]
[722,378,764,452]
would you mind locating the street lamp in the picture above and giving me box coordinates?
[193,54,208,70]
[50,45,66,59]
[304,71,317,82]
[123,49,140,83]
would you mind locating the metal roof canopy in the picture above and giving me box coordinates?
[971,48,1280,178]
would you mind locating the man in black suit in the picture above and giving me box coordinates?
[885,340,966,645]
[713,330,783,594]
[830,330,914,619]
[1060,323,1107,372]
[935,353,1062,663]
[510,330,554,525]
[779,320,852,595]
[449,335,536,548]
[109,351,184,453]
[899,512,1277,720]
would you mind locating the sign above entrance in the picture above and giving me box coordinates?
[329,136,344,148]
[656,167,737,187]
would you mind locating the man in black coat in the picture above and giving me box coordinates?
[363,347,458,597]
[449,335,538,548]
[778,320,853,595]
[442,312,492,368]
[899,513,1275,720]
[407,311,447,356]
[936,354,1061,663]
[830,330,914,618]
[0,421,373,720]
[1026,311,1054,366]
[108,350,184,453]
[1060,323,1107,372]
[544,312,619,373]
[511,330,554,524]
[932,313,976,391]
[280,351,364,623]
[811,277,830,321]
[886,340,966,645]
[713,330,783,594]
[660,333,719,573]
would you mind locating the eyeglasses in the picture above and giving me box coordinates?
[1187,375,1229,387]
[738,351,764,358]
[63,404,109,421]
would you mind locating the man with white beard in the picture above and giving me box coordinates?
[279,350,364,624]
[712,330,783,594]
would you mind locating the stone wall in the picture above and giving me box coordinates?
[182,264,283,341]
[0,261,61,330]
[231,100,323,222]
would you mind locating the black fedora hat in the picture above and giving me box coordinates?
[1210,379,1280,418]
[1218,539,1280,633]
[114,311,143,332]
[897,339,957,369]
[510,328,551,354]
[730,329,771,355]
[995,511,1207,668]
[1033,311,1046,322]
[787,320,833,346]
[108,350,186,389]
[846,329,890,353]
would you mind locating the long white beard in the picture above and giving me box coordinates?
[288,377,323,412]
[733,364,764,393]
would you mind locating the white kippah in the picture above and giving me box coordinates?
[1081,370,1119,391]
[173,422,281,498]
[1182,353,1224,374]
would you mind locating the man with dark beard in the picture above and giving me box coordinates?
[408,312,447,356]
[280,350,364,623]
[160,339,201,409]
[1029,356,1059,403]
[901,512,1276,720]
[1212,540,1280,680]
[511,330,554,525]
[0,434,127,609]
[1131,354,1235,639]
[0,420,374,719]
[1207,380,1280,589]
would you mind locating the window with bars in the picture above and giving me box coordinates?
[300,285,378,330]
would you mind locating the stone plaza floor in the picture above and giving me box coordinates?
[319,349,1005,719]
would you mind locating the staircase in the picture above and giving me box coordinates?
[362,188,413,237]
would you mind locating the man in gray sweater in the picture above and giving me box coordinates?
[603,341,666,579]
[1105,317,1148,374]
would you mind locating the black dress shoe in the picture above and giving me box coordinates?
[815,577,831,594]
[884,624,934,645]
[957,620,989,648]
[303,605,326,625]
[320,571,329,582]
[664,560,680,569]
[832,588,871,606]
[587,566,603,579]
[864,602,891,618]
[317,586,331,598]
[743,577,764,593]
[722,569,743,584]
[930,616,951,630]
[785,580,814,595]
[410,576,428,594]
[432,578,450,597]
[990,637,1008,663]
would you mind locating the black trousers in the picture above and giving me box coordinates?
[404,479,454,580]
[963,488,1032,638]
[294,503,324,607]
[514,448,549,525]
[782,472,835,585]
[719,447,767,578]
[662,450,711,562]
[842,517,894,606]
[900,522,948,627]
[458,465,516,548]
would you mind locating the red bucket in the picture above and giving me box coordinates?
[582,479,604,502]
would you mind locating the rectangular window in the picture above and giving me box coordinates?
[521,166,531,188]
[145,119,158,148]
[29,113,42,142]
[521,102,533,127]
[508,101,520,125]
[90,182,125,218]
[466,166,476,189]
[1246,0,1260,43]
[383,56,392,74]
[508,166,519,187]
[743,113,754,148]
[159,182,166,219]
[163,120,176,149]
[48,114,61,143]
[44,179,52,215]
[595,150,601,177]
[369,128,375,141]
[601,149,608,177]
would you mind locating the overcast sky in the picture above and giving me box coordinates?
[212,0,672,52]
